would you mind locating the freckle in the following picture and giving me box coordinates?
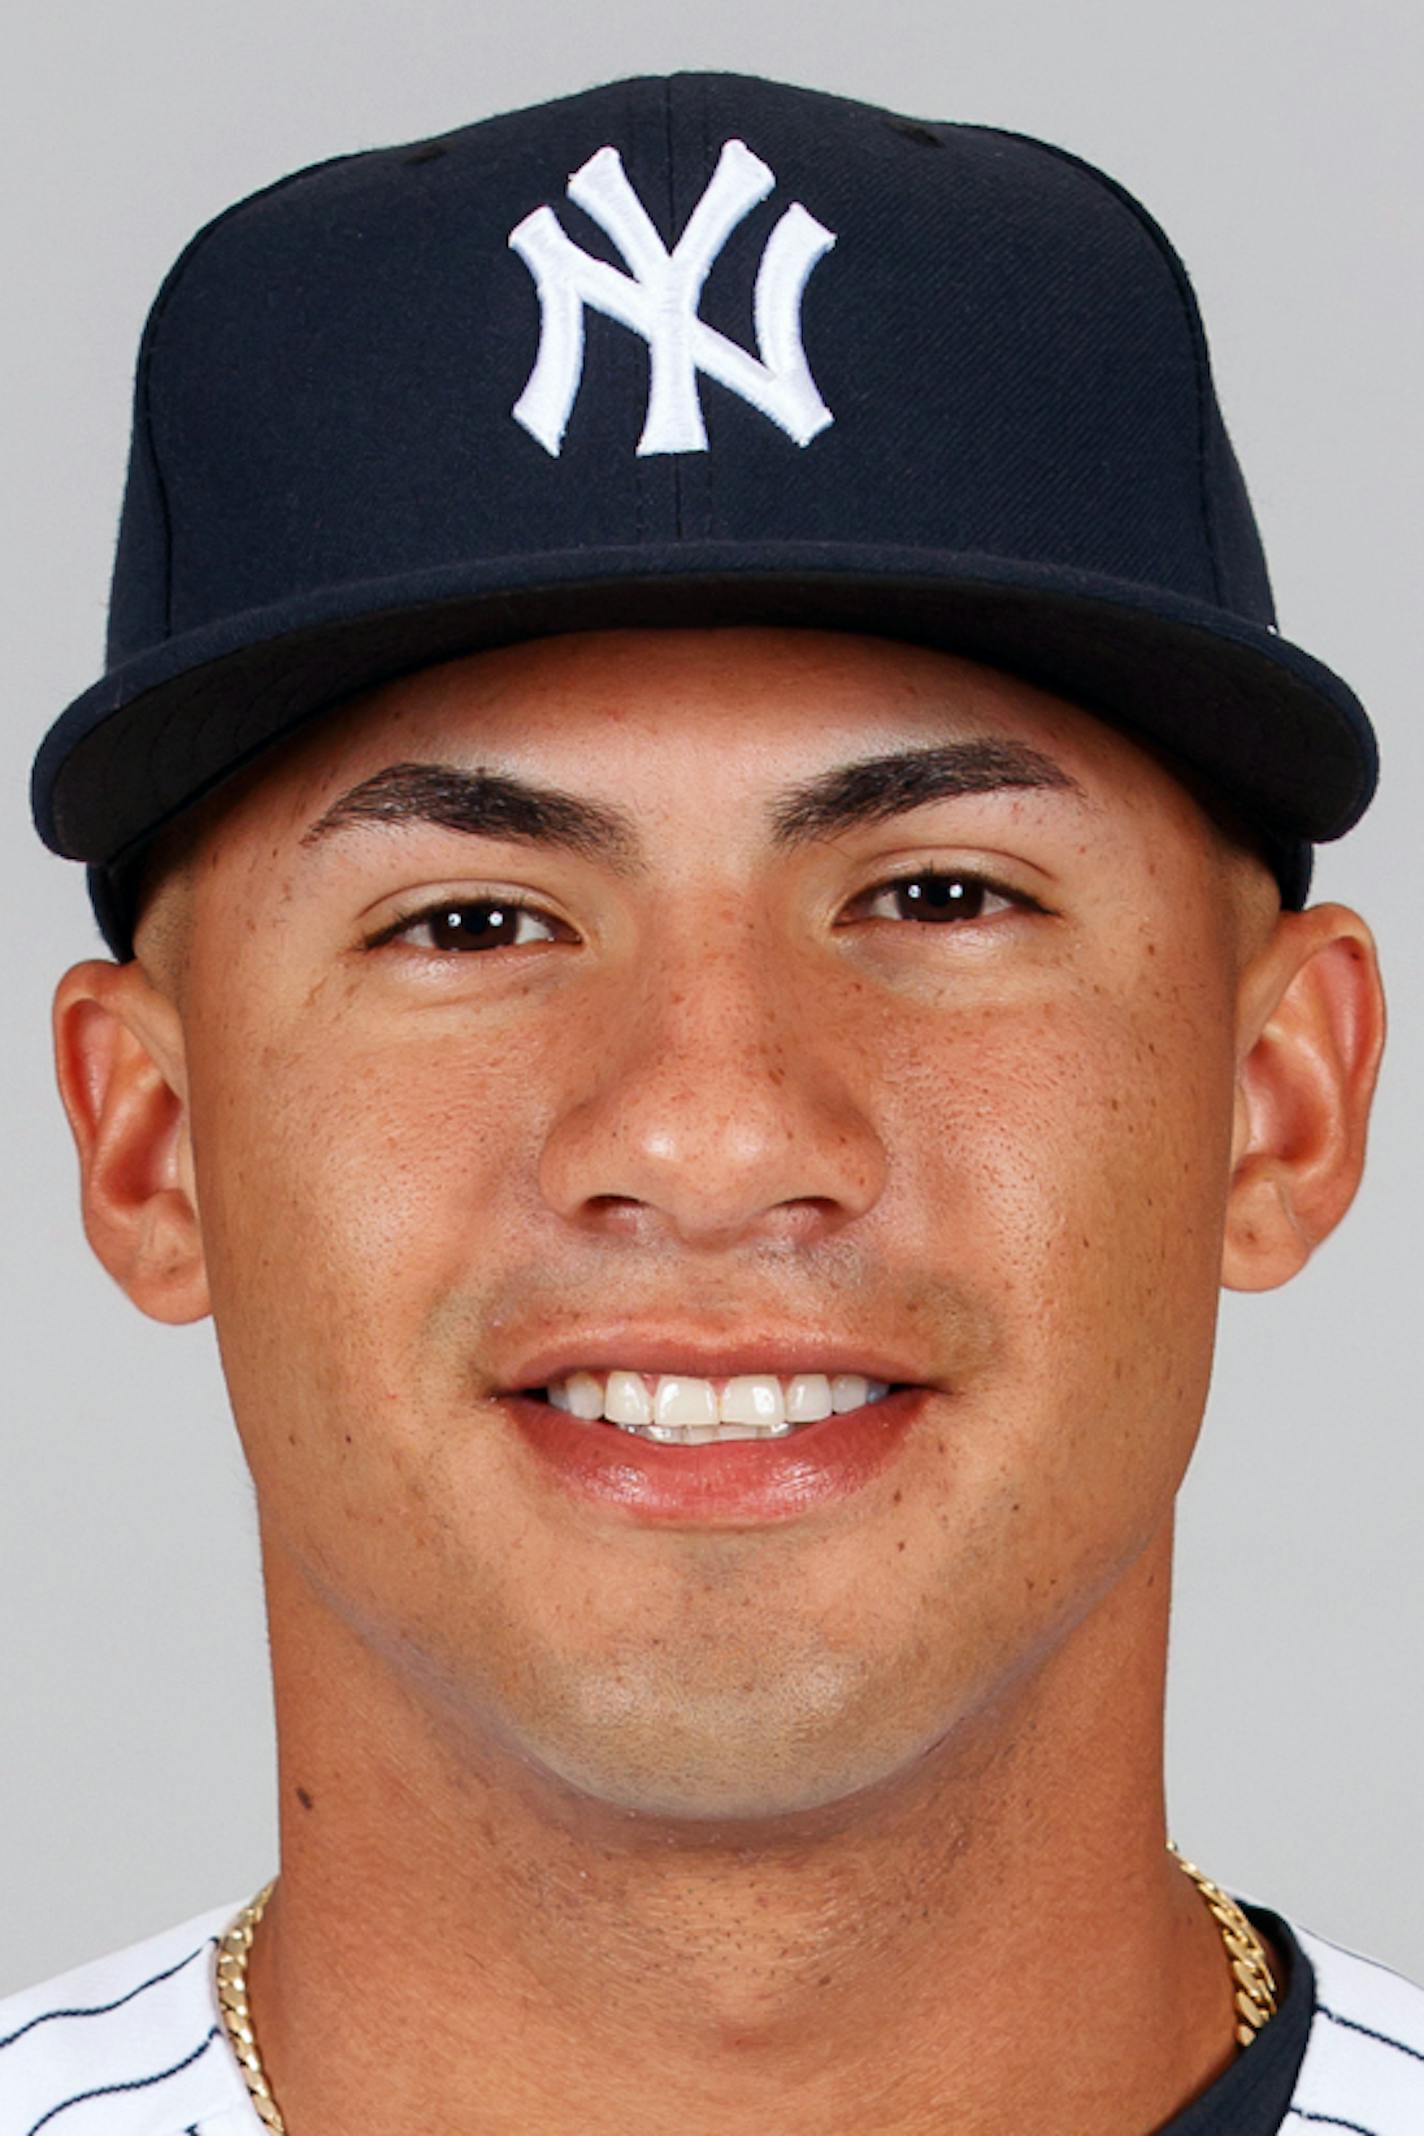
[896,1539,906,1552]
[892,1489,902,1505]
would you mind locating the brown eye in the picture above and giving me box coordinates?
[859,871,1019,924]
[379,900,566,953]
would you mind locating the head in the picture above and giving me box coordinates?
[50,624,1385,1826]
[33,74,1385,1846]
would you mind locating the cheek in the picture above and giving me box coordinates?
[902,966,1232,1227]
[892,974,1236,1522]
[187,1018,542,1481]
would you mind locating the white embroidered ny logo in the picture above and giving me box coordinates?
[508,139,836,458]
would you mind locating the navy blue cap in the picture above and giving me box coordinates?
[30,73,1377,956]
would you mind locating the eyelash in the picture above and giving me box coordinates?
[364,867,1043,956]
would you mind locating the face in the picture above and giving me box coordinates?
[135,628,1273,1824]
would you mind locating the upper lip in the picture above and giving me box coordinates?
[498,1331,931,1392]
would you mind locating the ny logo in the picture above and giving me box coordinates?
[508,138,836,458]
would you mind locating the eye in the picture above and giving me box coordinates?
[852,868,1035,925]
[367,897,572,954]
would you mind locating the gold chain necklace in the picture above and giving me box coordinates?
[216,1882,284,2133]
[215,1847,1279,2131]
[1168,1842,1280,2047]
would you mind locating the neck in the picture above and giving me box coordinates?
[244,1526,1237,2136]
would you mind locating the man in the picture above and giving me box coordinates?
[5,68,1420,2136]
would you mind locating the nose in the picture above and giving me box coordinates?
[536,914,888,1249]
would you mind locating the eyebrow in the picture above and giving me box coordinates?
[300,738,1082,876]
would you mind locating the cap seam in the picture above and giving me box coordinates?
[663,77,687,544]
[692,80,714,540]
[967,125,1226,609]
[136,147,371,643]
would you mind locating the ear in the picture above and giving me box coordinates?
[1223,904,1386,1292]
[51,959,211,1324]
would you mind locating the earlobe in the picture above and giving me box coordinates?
[1222,906,1386,1292]
[52,960,211,1325]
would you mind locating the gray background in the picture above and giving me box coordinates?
[2,0,1419,1996]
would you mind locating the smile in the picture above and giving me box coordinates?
[535,1369,900,1442]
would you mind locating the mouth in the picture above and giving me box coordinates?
[515,1369,915,1445]
[499,1376,935,1523]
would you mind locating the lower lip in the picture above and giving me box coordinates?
[499,1387,932,1524]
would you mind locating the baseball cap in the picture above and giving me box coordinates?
[30,71,1377,957]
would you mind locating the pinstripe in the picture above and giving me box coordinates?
[1316,2005,1424,2066]
[22,2027,221,2136]
[0,1947,211,2055]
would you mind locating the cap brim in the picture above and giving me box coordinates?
[33,541,1376,922]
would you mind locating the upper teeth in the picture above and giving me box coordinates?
[545,1370,892,1439]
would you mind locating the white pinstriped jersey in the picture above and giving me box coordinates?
[1,1897,1421,2134]
[1286,1928,1424,2132]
